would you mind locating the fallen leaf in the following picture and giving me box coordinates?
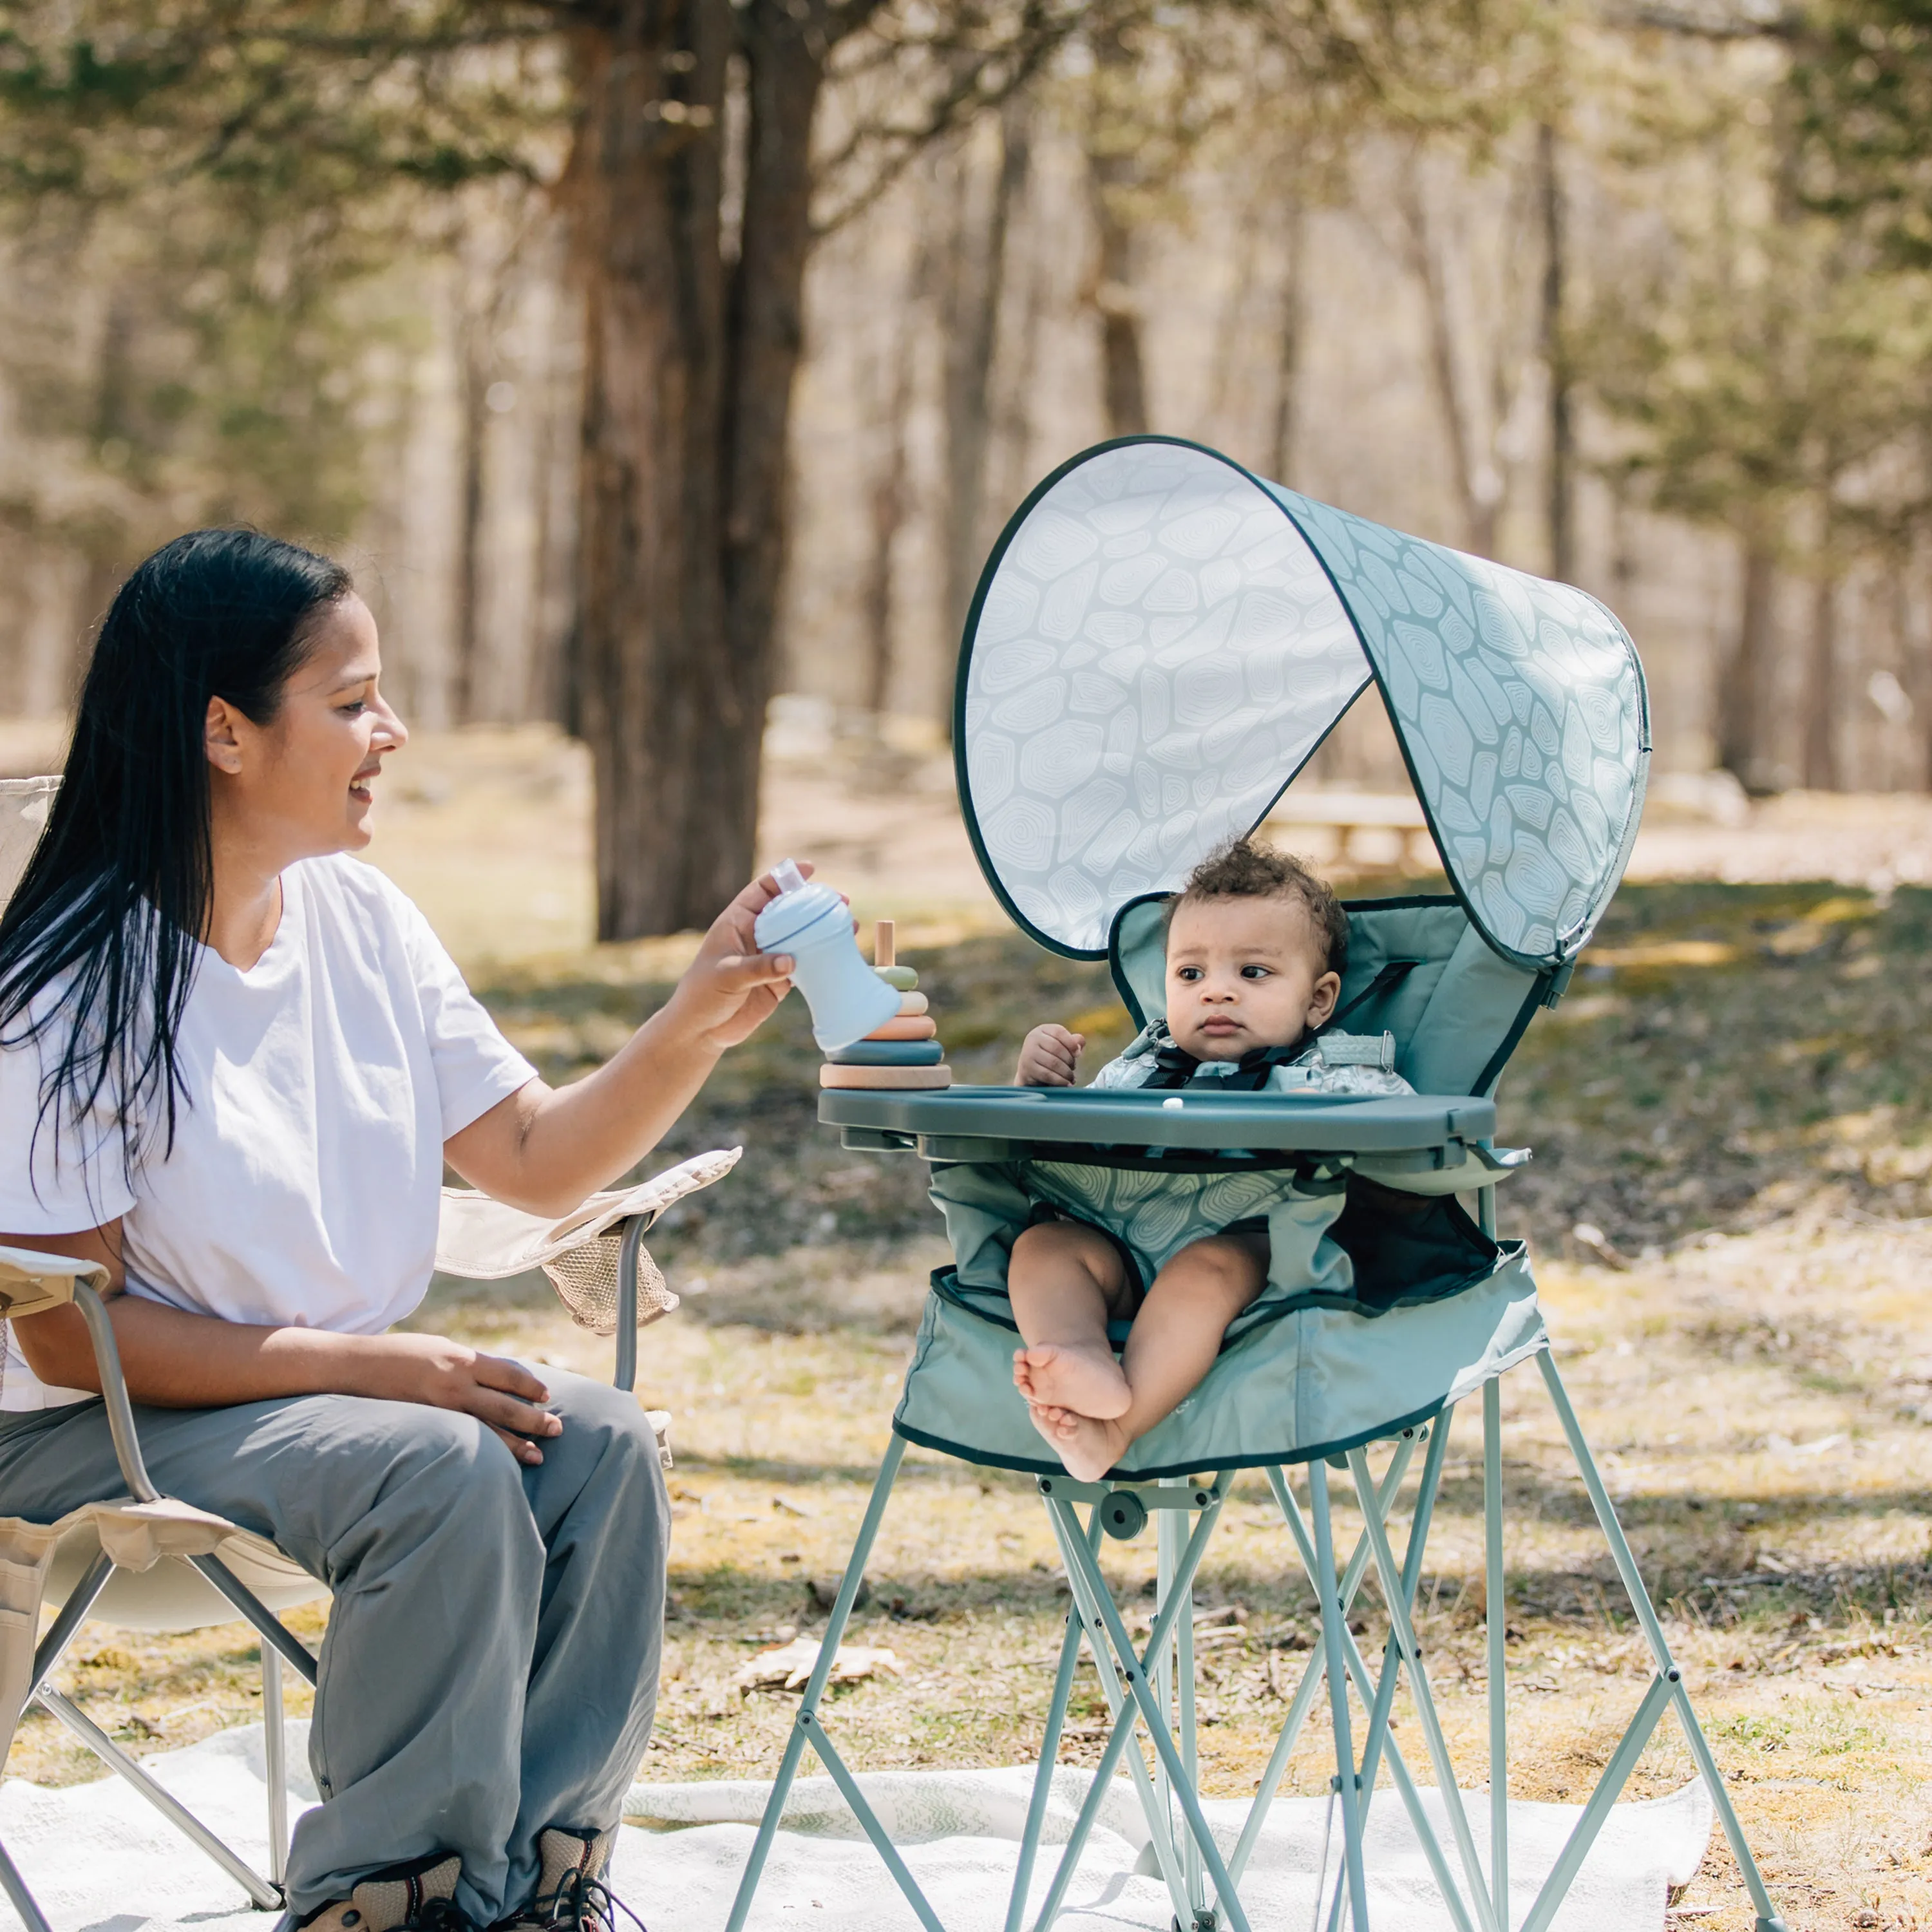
[734,1636,904,1692]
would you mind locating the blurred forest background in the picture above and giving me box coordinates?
[6,1,1932,931]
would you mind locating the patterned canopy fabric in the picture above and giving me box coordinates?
[956,438,1649,969]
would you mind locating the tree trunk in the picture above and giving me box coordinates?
[940,111,1028,665]
[571,1,822,938]
[1269,197,1305,488]
[862,227,925,717]
[1802,564,1839,790]
[1719,533,1779,792]
[453,299,491,724]
[715,3,820,878]
[1086,23,1147,439]
[1397,154,1495,556]
[1537,122,1575,584]
[990,101,1044,524]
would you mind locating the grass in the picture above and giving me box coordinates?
[14,872,1932,1929]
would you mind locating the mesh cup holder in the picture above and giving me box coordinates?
[541,1230,679,1336]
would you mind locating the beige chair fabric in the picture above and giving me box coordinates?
[437,1146,740,1332]
[0,1497,237,1752]
[0,777,54,913]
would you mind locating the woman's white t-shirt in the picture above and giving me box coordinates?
[0,855,537,1410]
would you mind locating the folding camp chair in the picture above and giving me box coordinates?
[723,438,1788,1932]
[0,775,733,1927]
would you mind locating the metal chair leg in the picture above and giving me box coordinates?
[1162,1509,1207,1924]
[0,1837,53,1932]
[1003,1510,1103,1932]
[1345,1448,1499,1932]
[263,1644,289,1888]
[1484,1379,1508,1920]
[1236,1439,1420,1887]
[1306,1461,1369,1932]
[36,1687,281,1910]
[725,1435,913,1932]
[1537,1354,1790,1932]
[1029,1493,1222,1932]
[1047,1497,1253,1932]
[28,1549,113,1699]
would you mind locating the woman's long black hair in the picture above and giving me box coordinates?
[0,529,353,1193]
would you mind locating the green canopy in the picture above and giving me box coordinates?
[956,437,1649,971]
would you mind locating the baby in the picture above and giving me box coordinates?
[1007,840,1410,1481]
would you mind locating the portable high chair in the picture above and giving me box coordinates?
[0,775,732,1927]
[724,438,1787,1932]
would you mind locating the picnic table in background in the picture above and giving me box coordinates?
[1264,790,1432,870]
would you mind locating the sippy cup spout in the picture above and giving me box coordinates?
[771,857,808,895]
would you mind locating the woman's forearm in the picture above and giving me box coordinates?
[14,1294,396,1409]
[15,1293,566,1461]
[453,1007,724,1218]
[443,867,800,1217]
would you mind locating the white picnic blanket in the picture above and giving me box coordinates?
[0,1720,1712,1930]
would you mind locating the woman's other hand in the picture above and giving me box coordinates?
[663,864,814,1053]
[362,1332,563,1466]
[1016,1023,1084,1086]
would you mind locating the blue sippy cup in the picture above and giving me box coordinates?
[754,858,902,1052]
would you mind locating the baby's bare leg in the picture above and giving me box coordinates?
[1009,1220,1134,1424]
[1051,1231,1268,1483]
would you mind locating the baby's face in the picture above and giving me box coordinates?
[1164,894,1341,1062]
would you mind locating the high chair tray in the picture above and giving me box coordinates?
[820,1084,1494,1164]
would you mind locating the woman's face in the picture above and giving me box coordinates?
[205,591,409,862]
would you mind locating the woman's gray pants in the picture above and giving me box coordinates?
[0,1368,668,1924]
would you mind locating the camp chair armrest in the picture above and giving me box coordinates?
[0,1242,108,1321]
[0,1249,157,1502]
[67,1282,160,1503]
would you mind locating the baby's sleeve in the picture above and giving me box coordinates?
[1086,1051,1151,1091]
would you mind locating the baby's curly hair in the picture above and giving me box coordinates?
[1170,839,1349,978]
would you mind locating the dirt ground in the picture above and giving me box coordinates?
[7,721,1932,1929]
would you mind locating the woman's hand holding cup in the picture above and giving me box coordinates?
[667,862,838,1053]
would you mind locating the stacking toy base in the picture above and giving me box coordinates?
[820,1064,953,1090]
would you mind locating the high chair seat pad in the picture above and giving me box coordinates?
[911,1157,1539,1476]
[895,1244,1542,1479]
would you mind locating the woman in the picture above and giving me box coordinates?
[0,531,801,1931]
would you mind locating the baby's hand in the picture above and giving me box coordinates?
[1016,1024,1085,1086]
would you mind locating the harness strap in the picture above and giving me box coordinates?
[1325,958,1424,1033]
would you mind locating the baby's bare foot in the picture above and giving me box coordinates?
[1026,1400,1083,1442]
[1014,1343,1130,1420]
[1027,1402,1081,1454]
[1055,1412,1130,1484]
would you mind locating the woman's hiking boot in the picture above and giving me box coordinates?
[299,1852,470,1932]
[497,1826,642,1931]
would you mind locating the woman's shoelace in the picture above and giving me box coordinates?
[536,1874,647,1932]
